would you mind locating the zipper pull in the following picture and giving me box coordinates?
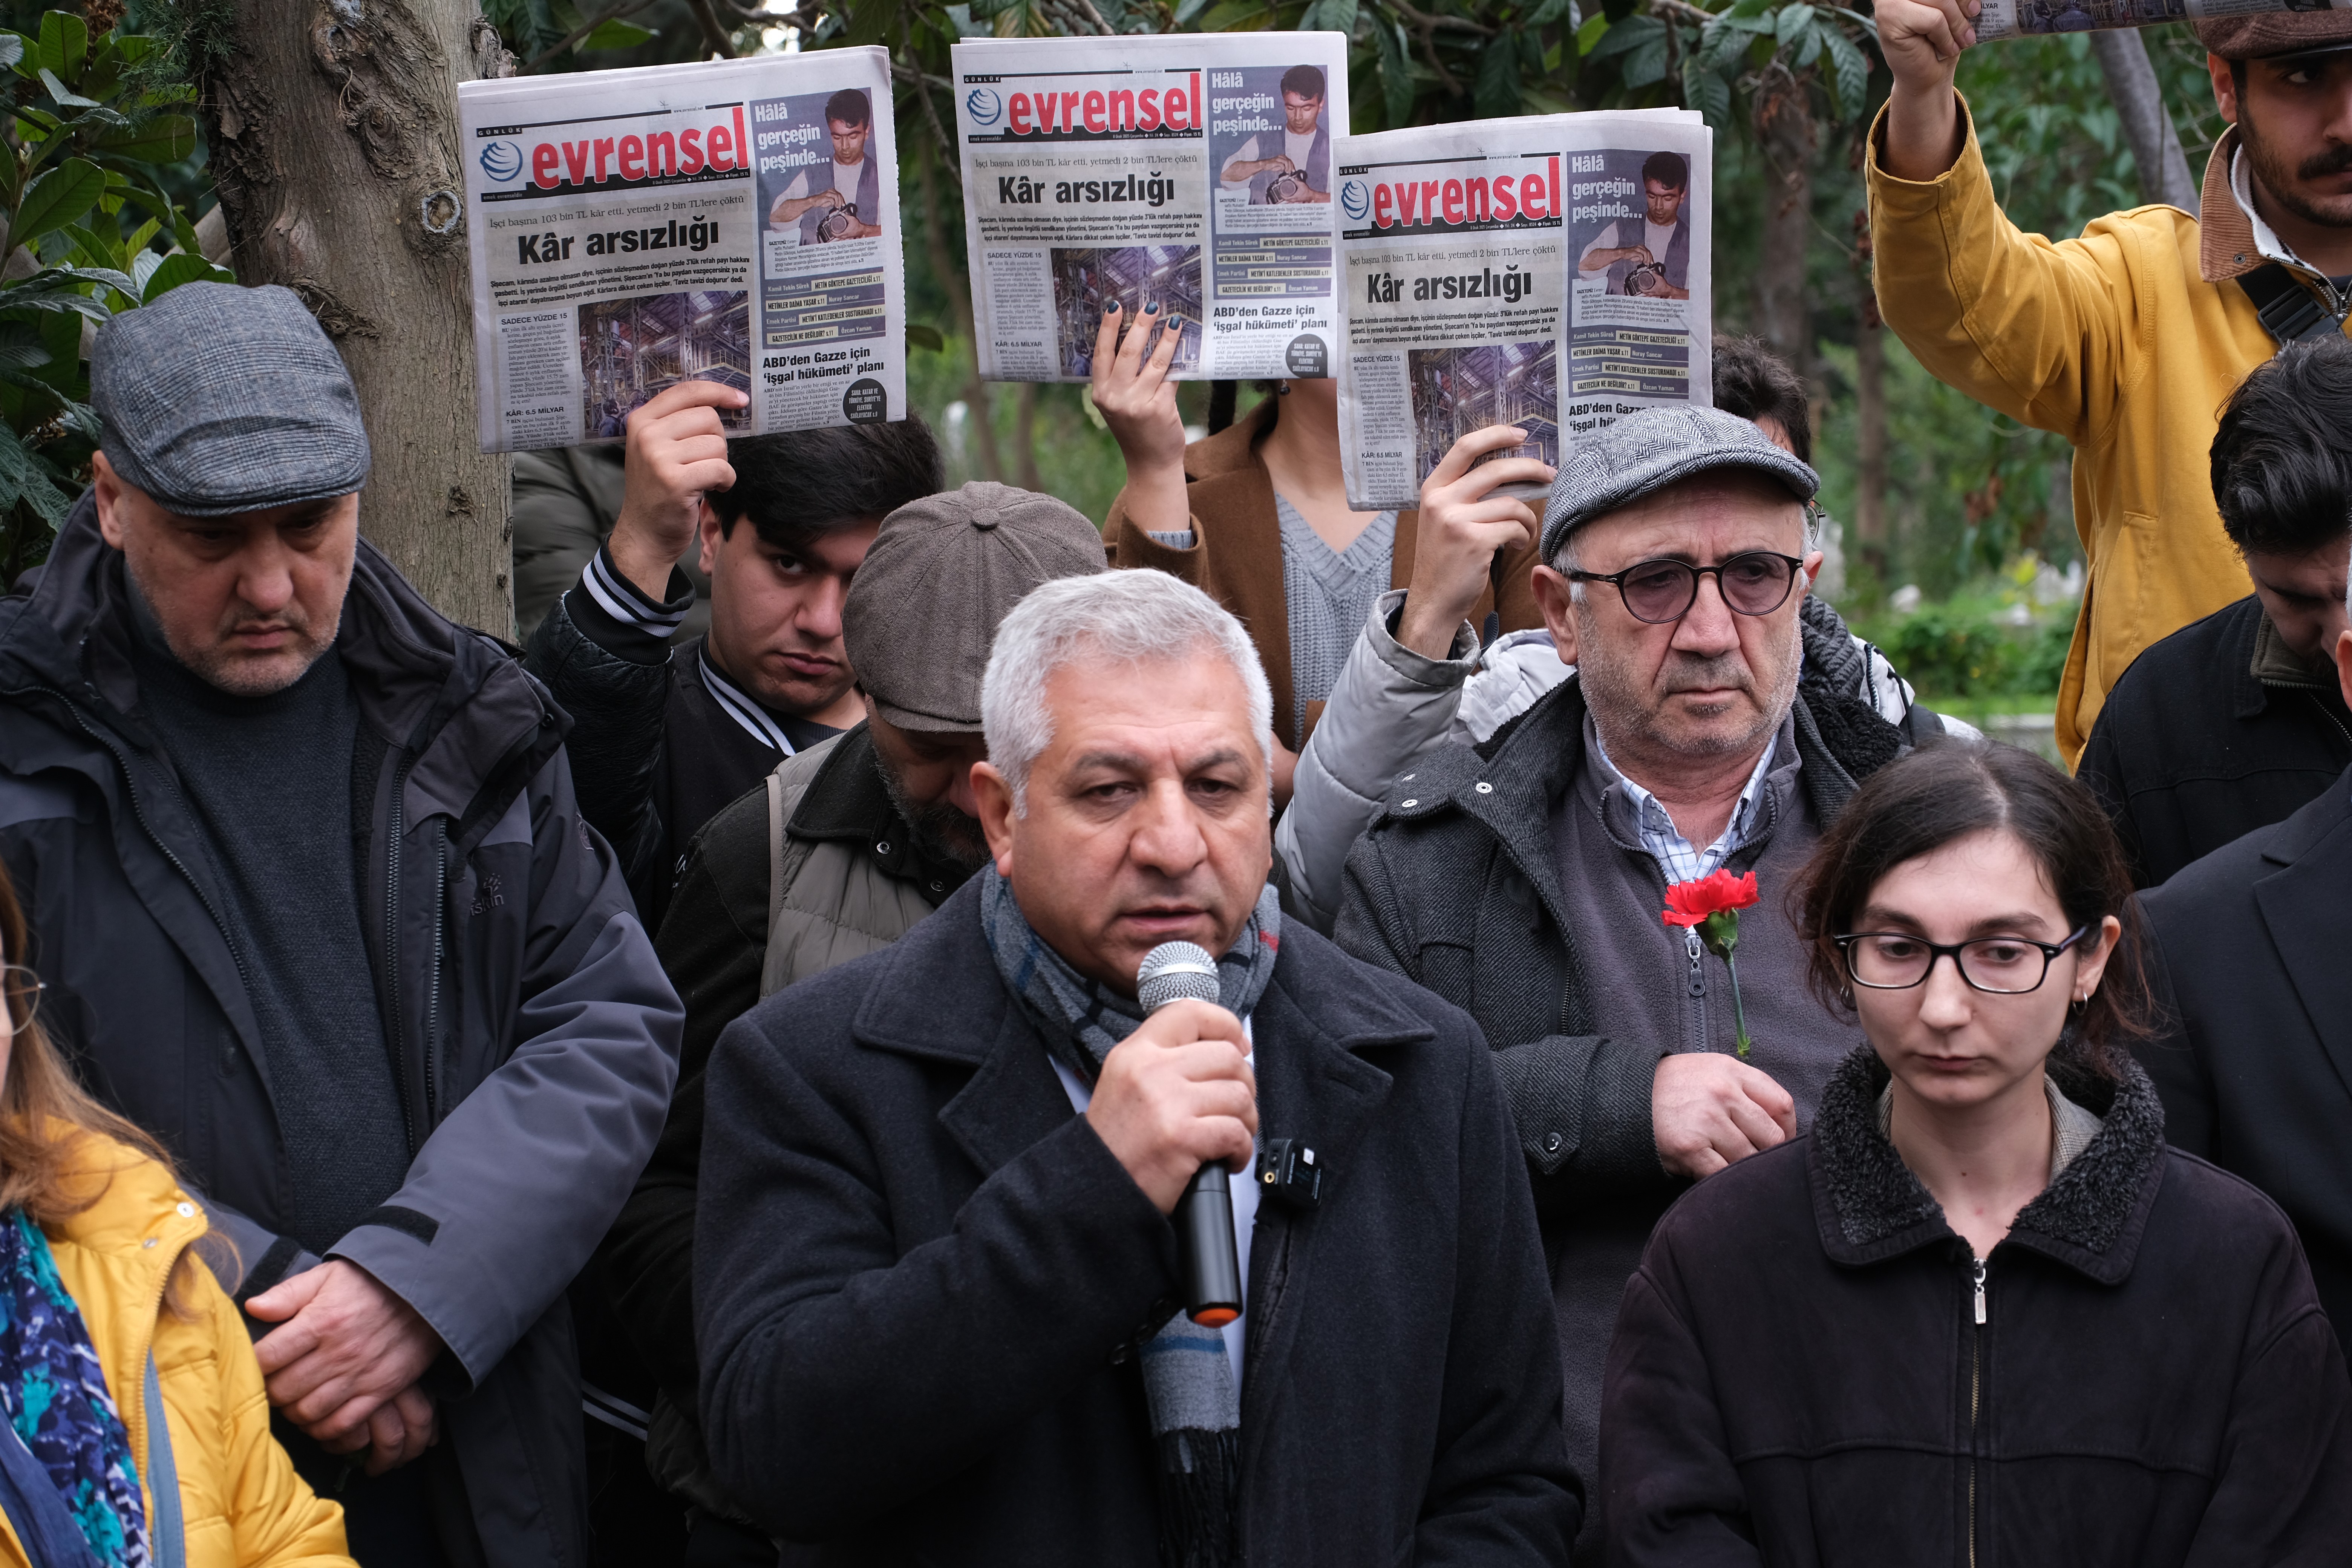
[1685,927,1705,997]
[1971,1257,1988,1326]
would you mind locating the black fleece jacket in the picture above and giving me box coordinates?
[1602,1048,2352,1566]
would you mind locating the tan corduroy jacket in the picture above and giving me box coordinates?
[1103,396,1546,748]
[1868,100,2349,765]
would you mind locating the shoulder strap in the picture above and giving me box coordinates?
[2239,262,2345,346]
[143,1354,184,1568]
[760,769,823,998]
[0,1418,103,1568]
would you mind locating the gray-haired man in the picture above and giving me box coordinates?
[0,282,683,1567]
[1334,403,1956,1559]
[694,568,1577,1563]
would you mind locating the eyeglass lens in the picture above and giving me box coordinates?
[1619,553,1796,623]
[1846,935,2054,994]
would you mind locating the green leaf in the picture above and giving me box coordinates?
[906,322,945,352]
[844,0,899,47]
[0,32,23,72]
[9,158,106,253]
[1473,25,1523,115]
[1619,31,1669,87]
[1683,55,1732,127]
[130,247,165,294]
[93,113,195,164]
[1697,18,1750,70]
[1793,20,1822,67]
[60,221,122,271]
[141,251,233,303]
[577,18,656,49]
[37,66,97,109]
[1173,0,1215,21]
[1318,0,1358,38]
[1586,12,1661,60]
[1574,11,1611,54]
[35,11,86,79]
[0,423,71,528]
[1774,3,1817,46]
[1375,17,1412,126]
[1822,25,1869,120]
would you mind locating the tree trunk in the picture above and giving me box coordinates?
[919,136,1003,481]
[197,3,517,636]
[1753,82,1818,384]
[1855,296,1889,580]
[2090,31,2197,211]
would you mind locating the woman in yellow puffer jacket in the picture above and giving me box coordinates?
[0,863,351,1568]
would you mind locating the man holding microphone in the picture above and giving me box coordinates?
[1868,0,2351,763]
[691,569,1576,1563]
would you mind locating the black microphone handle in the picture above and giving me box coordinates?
[1174,1162,1243,1328]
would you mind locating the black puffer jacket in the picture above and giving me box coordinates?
[1602,1047,2352,1566]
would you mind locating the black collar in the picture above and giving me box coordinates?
[1807,1045,2168,1285]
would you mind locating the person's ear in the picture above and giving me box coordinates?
[2073,913,2124,1001]
[1531,563,1578,666]
[1802,550,1825,596]
[2209,52,2239,124]
[972,761,1018,877]
[697,502,724,577]
[92,451,129,551]
[2334,625,2352,713]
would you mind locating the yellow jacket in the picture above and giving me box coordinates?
[0,1130,351,1568]
[1867,102,2349,764]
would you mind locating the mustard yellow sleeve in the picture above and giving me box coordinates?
[207,1279,357,1568]
[1867,95,2151,448]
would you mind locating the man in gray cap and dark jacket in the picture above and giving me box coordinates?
[1334,404,1952,1561]
[597,479,1107,1562]
[0,282,683,1568]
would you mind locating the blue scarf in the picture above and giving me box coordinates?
[0,1211,149,1568]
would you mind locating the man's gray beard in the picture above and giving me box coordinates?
[127,562,338,697]
[876,751,991,874]
[1576,609,1801,766]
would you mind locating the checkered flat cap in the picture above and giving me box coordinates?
[93,282,370,516]
[1540,404,1819,562]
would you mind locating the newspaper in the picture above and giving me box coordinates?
[458,49,905,453]
[1333,110,1712,511]
[951,33,1351,382]
[1976,0,2344,41]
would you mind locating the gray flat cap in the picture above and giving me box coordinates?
[843,481,1108,733]
[1540,404,1818,562]
[92,282,370,516]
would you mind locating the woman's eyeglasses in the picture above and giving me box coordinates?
[2,964,43,1031]
[1833,928,2090,996]
[1562,551,1806,625]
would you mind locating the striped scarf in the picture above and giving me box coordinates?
[979,865,1280,1568]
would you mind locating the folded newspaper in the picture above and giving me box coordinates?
[951,33,1351,382]
[1975,0,2344,41]
[1333,109,1713,511]
[458,49,905,453]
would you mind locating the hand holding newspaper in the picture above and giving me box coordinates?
[1333,109,1713,511]
[951,34,1351,382]
[458,49,906,453]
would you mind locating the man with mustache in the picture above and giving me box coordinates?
[1870,2,2352,765]
[1335,406,1955,1563]
[596,482,1109,1564]
[0,283,683,1567]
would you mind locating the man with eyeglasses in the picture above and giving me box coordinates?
[1334,404,1960,1563]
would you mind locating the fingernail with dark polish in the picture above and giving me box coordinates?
[1144,301,1159,314]
[1104,301,1119,315]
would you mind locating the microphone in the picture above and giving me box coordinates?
[1138,940,1245,1329]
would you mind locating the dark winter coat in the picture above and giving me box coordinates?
[2076,594,2352,889]
[1332,644,1940,1551]
[694,877,1580,1563]
[1602,1046,2352,1566]
[0,499,684,1568]
[2135,767,2352,1356]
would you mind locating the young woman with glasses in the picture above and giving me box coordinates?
[0,864,353,1566]
[1599,740,2352,1565]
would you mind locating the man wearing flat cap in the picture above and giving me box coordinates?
[1870,0,2352,766]
[596,479,1110,1562]
[1335,404,1959,1562]
[0,282,683,1568]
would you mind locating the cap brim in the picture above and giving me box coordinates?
[868,697,986,736]
[2262,41,2352,64]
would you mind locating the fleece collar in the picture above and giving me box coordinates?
[1807,1044,2169,1285]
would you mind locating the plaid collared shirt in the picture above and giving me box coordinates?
[1589,724,1781,886]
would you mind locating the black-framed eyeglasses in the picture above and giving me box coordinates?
[1833,928,2090,996]
[2,963,43,1031]
[1563,551,1806,624]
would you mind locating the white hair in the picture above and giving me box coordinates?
[982,569,1274,815]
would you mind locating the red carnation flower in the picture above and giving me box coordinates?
[1662,870,1761,1059]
